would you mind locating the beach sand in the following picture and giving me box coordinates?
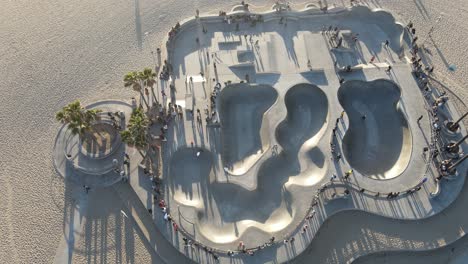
[0,0,467,263]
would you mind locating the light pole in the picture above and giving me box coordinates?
[448,154,468,173]
[421,14,443,46]
[144,32,158,71]
[447,111,468,132]
[445,134,468,153]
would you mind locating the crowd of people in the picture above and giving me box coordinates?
[154,102,184,141]
[405,21,464,180]
[167,22,181,41]
[159,60,172,81]
[206,83,221,124]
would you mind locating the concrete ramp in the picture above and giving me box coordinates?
[297,32,331,70]
[214,32,242,50]
[276,83,329,151]
[218,83,278,175]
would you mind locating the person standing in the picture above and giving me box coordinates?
[344,169,353,179]
[407,21,413,29]
[238,241,245,251]
[336,154,341,161]
[384,40,389,47]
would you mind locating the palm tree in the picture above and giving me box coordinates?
[56,100,102,139]
[124,71,149,109]
[120,107,149,158]
[140,67,157,105]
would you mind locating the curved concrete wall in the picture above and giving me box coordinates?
[218,83,278,175]
[167,84,329,245]
[169,147,213,208]
[276,83,329,151]
[353,233,468,264]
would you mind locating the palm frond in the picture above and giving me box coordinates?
[56,100,102,137]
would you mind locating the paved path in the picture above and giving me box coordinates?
[353,233,468,264]
[292,166,468,263]
[112,182,195,264]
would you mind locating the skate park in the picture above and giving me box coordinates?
[52,3,468,264]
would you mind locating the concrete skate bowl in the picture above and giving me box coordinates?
[168,148,328,244]
[276,83,329,152]
[218,83,278,175]
[168,147,213,208]
[338,79,412,180]
[168,83,329,244]
[350,6,408,52]
[196,147,328,243]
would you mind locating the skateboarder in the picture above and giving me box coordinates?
[384,40,389,47]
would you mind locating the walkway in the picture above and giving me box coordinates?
[112,182,195,264]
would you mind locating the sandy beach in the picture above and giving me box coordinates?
[0,0,467,263]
